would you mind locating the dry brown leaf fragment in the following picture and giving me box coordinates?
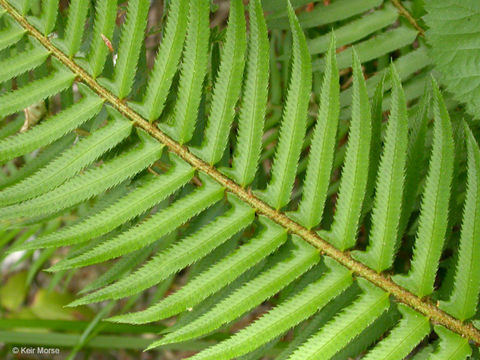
[101,33,114,53]
[21,101,47,132]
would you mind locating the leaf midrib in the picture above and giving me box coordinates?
[1,0,479,345]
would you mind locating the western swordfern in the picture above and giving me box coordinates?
[0,0,479,359]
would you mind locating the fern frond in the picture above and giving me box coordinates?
[0,86,103,163]
[0,19,24,51]
[161,0,209,144]
[38,0,59,35]
[24,220,60,283]
[225,0,269,187]
[147,238,319,348]
[0,116,23,140]
[330,50,371,250]
[109,217,287,324]
[86,0,118,78]
[267,0,382,30]
[0,64,75,118]
[237,340,279,360]
[188,258,352,360]
[398,86,429,236]
[413,345,436,360]
[287,279,390,360]
[362,305,430,360]
[439,123,480,320]
[133,0,189,121]
[424,0,480,118]
[16,155,194,250]
[0,130,163,221]
[10,0,30,15]
[428,325,472,360]
[168,252,264,328]
[361,75,384,223]
[307,3,397,56]
[338,47,430,109]
[0,42,49,83]
[68,195,255,306]
[0,133,75,189]
[101,0,149,99]
[258,2,311,210]
[78,240,159,295]
[63,0,89,57]
[0,110,132,205]
[1,0,479,354]
[353,65,408,272]
[276,285,360,360]
[332,307,399,360]
[394,79,454,297]
[187,229,241,279]
[313,27,418,73]
[292,34,339,229]
[46,175,224,271]
[194,0,246,165]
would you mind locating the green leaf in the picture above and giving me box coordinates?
[276,285,361,360]
[40,0,60,35]
[307,3,398,56]
[188,258,352,360]
[15,156,194,251]
[258,2,312,210]
[424,0,480,119]
[353,65,408,272]
[0,0,477,355]
[108,217,287,324]
[87,0,118,78]
[147,238,319,348]
[194,0,246,165]
[0,42,49,83]
[363,74,385,218]
[393,79,454,297]
[69,194,255,306]
[0,64,75,118]
[47,175,224,271]
[428,326,472,360]
[63,0,90,57]
[0,109,132,206]
[439,123,480,320]
[225,0,269,187]
[0,86,103,163]
[0,130,163,221]
[292,34,339,229]
[0,116,24,140]
[0,20,25,51]
[79,243,158,295]
[133,0,189,121]
[101,0,149,99]
[398,86,429,236]
[313,27,417,73]
[11,0,31,15]
[339,47,430,109]
[160,0,210,144]
[362,305,430,360]
[0,133,75,189]
[287,279,390,360]
[267,0,382,30]
[330,50,371,250]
